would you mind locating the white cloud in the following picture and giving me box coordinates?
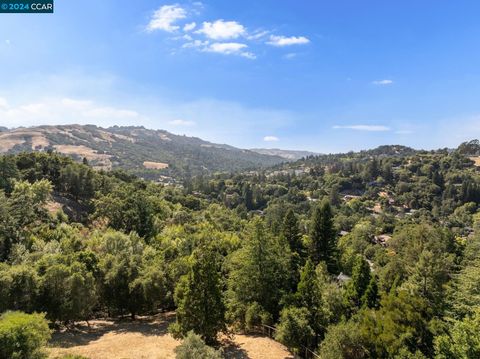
[197,20,246,40]
[333,125,390,132]
[264,136,279,142]
[266,35,310,46]
[0,97,9,109]
[183,22,196,32]
[0,97,140,127]
[5,40,11,45]
[169,119,195,126]
[182,39,209,49]
[372,79,394,86]
[146,5,187,33]
[204,42,255,59]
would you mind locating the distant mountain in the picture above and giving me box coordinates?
[0,125,285,178]
[250,148,318,160]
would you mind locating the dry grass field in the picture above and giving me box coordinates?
[143,161,169,170]
[48,313,293,359]
[469,156,480,167]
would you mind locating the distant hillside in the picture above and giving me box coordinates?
[250,148,318,160]
[0,125,285,178]
[360,145,417,157]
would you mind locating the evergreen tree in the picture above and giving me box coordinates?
[362,275,379,309]
[242,183,254,211]
[309,200,338,273]
[297,260,321,315]
[282,209,303,291]
[345,255,371,309]
[172,246,226,345]
[275,307,315,354]
[296,259,324,344]
[282,209,302,254]
[227,218,289,325]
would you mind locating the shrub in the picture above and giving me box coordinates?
[0,311,51,359]
[245,302,272,331]
[174,331,222,359]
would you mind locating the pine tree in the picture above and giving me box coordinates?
[296,259,324,341]
[242,183,254,211]
[345,255,371,309]
[282,209,302,254]
[227,218,289,325]
[361,275,379,309]
[172,246,226,345]
[309,201,338,273]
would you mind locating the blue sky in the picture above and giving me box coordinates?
[0,0,480,152]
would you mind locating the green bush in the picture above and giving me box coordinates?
[245,302,272,331]
[0,311,51,359]
[174,331,222,359]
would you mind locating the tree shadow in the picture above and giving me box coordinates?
[50,312,175,349]
[222,338,250,359]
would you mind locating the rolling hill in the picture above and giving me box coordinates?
[0,125,285,179]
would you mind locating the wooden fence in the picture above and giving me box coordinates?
[252,324,320,359]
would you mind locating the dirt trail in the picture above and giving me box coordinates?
[48,313,293,359]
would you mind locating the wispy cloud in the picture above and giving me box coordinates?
[372,79,394,86]
[168,119,196,126]
[146,5,187,33]
[196,20,246,40]
[333,125,390,132]
[0,72,297,148]
[205,42,255,59]
[183,22,196,32]
[144,4,311,60]
[266,35,310,46]
[264,135,280,142]
[183,40,255,59]
[0,96,139,127]
[0,97,9,108]
[247,30,269,40]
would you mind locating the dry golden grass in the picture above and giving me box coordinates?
[222,334,294,359]
[143,161,169,170]
[469,157,480,167]
[48,313,293,359]
[0,133,26,152]
[54,145,111,161]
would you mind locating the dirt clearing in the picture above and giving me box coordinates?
[48,314,293,359]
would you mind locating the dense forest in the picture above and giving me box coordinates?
[1,140,480,358]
